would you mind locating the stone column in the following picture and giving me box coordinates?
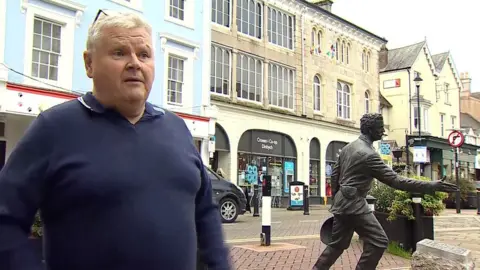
[231,49,238,102]
[263,59,270,107]
[231,0,238,36]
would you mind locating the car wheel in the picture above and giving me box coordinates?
[220,197,239,223]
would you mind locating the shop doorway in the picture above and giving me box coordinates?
[325,141,347,202]
[211,123,230,176]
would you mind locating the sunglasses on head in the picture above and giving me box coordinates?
[93,9,109,24]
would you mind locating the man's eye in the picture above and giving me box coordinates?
[113,51,123,56]
[140,52,149,58]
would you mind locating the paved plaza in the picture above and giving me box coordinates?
[222,207,480,269]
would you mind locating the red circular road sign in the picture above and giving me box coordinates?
[448,130,465,148]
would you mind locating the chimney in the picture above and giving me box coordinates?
[460,72,472,93]
[379,44,388,70]
[310,0,334,12]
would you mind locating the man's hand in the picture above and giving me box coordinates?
[431,180,459,192]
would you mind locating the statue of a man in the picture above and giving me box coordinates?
[313,113,458,270]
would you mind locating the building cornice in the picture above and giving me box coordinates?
[266,0,387,51]
[445,53,464,93]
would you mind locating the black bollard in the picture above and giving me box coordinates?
[303,185,310,215]
[411,193,424,252]
[253,184,260,217]
[477,191,480,215]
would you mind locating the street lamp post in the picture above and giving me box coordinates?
[414,73,423,175]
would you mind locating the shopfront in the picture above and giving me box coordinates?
[237,129,297,199]
[309,138,321,197]
[325,141,348,201]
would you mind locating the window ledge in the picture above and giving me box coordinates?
[165,16,194,30]
[108,0,143,12]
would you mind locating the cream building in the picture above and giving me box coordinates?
[380,40,479,180]
[209,0,387,204]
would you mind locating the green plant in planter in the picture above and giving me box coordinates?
[444,176,476,201]
[30,211,43,238]
[369,175,447,221]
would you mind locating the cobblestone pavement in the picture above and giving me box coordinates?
[223,208,410,269]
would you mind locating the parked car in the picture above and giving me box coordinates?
[205,166,247,223]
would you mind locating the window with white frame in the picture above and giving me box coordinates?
[267,7,294,49]
[167,55,185,105]
[31,17,61,81]
[335,39,340,61]
[23,5,76,90]
[337,81,351,119]
[313,75,321,111]
[237,0,262,39]
[451,115,456,130]
[169,0,185,20]
[413,106,429,133]
[440,113,445,137]
[165,0,193,28]
[268,63,295,109]
[362,50,370,72]
[310,28,322,55]
[444,83,450,104]
[236,53,262,102]
[210,45,231,96]
[364,90,370,114]
[212,0,230,27]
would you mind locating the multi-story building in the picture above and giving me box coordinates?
[208,0,387,204]
[380,40,479,180]
[0,0,214,168]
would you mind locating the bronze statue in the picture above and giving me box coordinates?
[313,113,458,270]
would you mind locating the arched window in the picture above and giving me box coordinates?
[337,81,351,119]
[365,90,370,114]
[335,39,340,60]
[341,41,345,63]
[317,31,322,53]
[346,43,350,64]
[313,75,321,111]
[311,28,316,48]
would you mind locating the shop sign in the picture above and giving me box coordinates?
[413,146,429,163]
[251,131,283,156]
[290,185,304,206]
[475,155,480,169]
[0,90,71,116]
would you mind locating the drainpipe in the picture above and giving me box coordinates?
[301,10,306,115]
[406,69,412,169]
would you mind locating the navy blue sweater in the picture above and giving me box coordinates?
[0,93,230,270]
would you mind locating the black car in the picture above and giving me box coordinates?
[205,166,247,223]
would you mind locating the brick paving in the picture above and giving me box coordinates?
[224,208,480,269]
[229,239,410,270]
[224,209,410,269]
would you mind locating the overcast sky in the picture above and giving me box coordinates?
[331,0,478,91]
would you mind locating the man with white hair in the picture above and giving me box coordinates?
[0,10,230,270]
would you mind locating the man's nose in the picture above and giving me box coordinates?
[126,53,141,69]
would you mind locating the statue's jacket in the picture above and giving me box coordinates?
[329,135,434,216]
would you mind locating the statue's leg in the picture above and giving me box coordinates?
[313,215,354,270]
[353,213,389,270]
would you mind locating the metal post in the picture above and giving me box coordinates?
[412,194,424,252]
[416,85,424,176]
[303,185,310,215]
[253,185,259,217]
[406,134,410,171]
[477,191,480,215]
[261,175,272,246]
[455,148,461,214]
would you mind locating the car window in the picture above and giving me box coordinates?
[205,167,220,181]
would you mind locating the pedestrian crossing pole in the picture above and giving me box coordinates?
[260,175,272,246]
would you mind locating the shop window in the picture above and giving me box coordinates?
[325,141,347,197]
[309,138,321,196]
[237,129,297,196]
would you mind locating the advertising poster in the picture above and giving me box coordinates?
[290,185,304,206]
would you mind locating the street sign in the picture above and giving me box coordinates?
[448,130,465,148]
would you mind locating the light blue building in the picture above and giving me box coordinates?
[0,0,215,166]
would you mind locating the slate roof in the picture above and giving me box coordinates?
[460,113,480,132]
[431,52,449,73]
[471,92,480,99]
[381,41,426,72]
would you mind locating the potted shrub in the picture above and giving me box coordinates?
[29,211,43,258]
[443,177,476,209]
[369,175,447,251]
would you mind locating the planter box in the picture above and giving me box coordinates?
[374,212,434,252]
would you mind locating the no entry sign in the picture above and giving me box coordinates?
[448,130,465,148]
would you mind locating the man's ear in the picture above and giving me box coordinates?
[83,50,93,78]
